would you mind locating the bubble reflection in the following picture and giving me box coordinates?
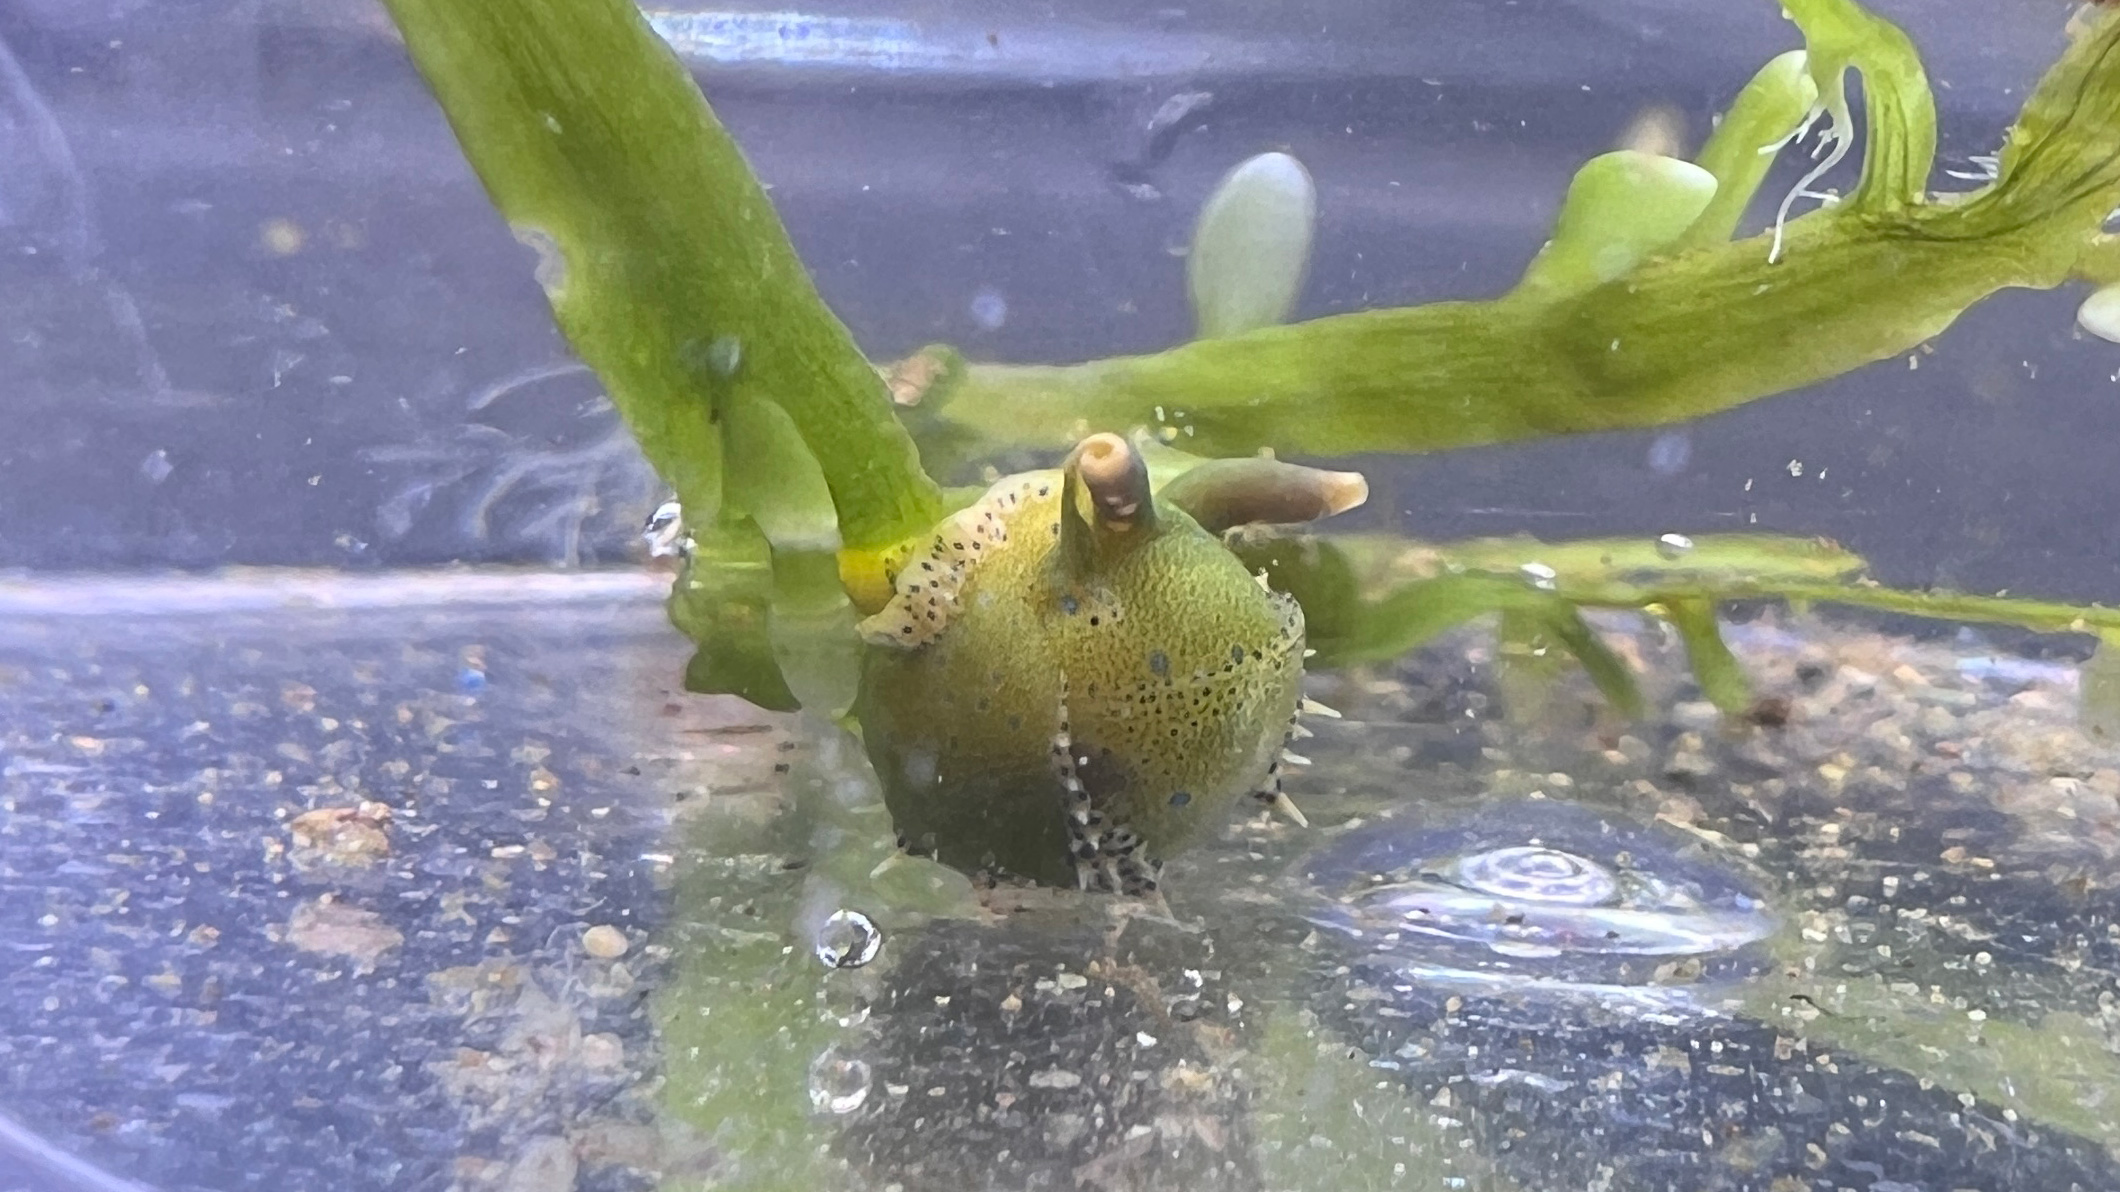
[815,908,884,969]
[807,1048,872,1115]
[1306,801,1775,985]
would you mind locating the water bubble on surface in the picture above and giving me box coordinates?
[1456,846,1619,906]
[1520,562,1558,591]
[1352,844,1768,959]
[815,908,884,969]
[1655,532,1695,560]
[1306,802,1776,986]
[807,1048,872,1115]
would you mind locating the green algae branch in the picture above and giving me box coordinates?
[908,4,2120,459]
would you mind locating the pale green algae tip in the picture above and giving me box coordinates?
[2082,283,2120,344]
[910,2,2120,460]
[1189,151,1318,339]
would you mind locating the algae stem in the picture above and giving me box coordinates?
[936,215,2080,458]
[381,0,943,555]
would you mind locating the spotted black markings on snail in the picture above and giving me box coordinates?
[854,434,1362,893]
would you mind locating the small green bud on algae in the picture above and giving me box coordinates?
[2079,284,2120,344]
[1516,151,1718,299]
[1188,152,1318,340]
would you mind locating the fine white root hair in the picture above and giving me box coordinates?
[1765,103,1853,265]
[363,362,661,565]
[1941,154,2002,183]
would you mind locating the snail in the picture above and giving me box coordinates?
[854,433,1363,894]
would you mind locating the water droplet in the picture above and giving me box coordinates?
[1656,532,1695,560]
[969,286,1008,331]
[1520,562,1558,592]
[807,1048,872,1115]
[815,909,883,969]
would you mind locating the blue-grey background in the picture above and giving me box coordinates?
[0,0,2113,599]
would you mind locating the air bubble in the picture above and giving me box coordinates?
[807,1048,872,1115]
[814,908,883,969]
[1656,532,1695,560]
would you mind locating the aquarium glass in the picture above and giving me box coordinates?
[3,2,2120,1191]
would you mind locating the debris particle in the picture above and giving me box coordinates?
[285,899,403,971]
[581,924,630,959]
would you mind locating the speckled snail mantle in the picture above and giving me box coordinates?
[855,435,1361,891]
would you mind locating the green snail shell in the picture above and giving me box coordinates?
[854,434,1353,893]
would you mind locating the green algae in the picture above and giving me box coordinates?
[906,5,2120,460]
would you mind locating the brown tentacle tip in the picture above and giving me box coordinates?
[1158,456,1371,533]
[1318,469,1370,517]
[1068,432,1155,529]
